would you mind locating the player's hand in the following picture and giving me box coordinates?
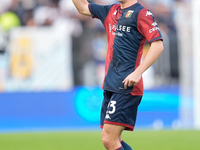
[122,71,142,89]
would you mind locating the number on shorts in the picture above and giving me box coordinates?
[108,100,116,114]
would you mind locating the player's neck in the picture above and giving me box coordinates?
[120,0,138,9]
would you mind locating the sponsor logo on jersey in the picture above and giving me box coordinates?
[125,10,134,18]
[109,23,131,33]
[146,10,153,17]
[108,23,131,37]
[112,32,123,37]
[116,25,131,32]
[152,22,158,26]
[149,27,160,33]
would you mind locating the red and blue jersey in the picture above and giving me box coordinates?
[89,2,163,96]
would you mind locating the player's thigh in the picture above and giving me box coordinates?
[102,123,125,140]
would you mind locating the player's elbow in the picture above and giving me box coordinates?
[76,3,90,15]
[77,8,85,15]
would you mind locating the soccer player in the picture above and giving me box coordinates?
[72,0,164,150]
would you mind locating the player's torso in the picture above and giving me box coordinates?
[103,3,144,94]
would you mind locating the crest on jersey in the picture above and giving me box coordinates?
[125,10,134,18]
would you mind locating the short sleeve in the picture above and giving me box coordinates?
[88,3,113,23]
[137,9,163,44]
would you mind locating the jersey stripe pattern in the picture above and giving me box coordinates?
[89,2,163,95]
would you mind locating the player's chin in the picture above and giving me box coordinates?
[118,0,125,3]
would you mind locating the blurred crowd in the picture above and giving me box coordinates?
[0,0,72,27]
[0,0,188,86]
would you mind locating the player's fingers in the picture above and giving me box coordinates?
[123,80,128,89]
[128,81,133,87]
[134,82,137,86]
[122,77,128,83]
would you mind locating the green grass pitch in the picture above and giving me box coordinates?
[0,130,200,150]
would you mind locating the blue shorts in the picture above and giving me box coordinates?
[100,90,142,131]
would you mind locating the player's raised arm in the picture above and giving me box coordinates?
[72,0,91,16]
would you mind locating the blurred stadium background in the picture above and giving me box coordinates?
[0,0,200,149]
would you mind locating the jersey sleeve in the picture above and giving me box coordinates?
[88,3,113,23]
[137,9,163,44]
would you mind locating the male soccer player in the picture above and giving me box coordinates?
[72,0,164,150]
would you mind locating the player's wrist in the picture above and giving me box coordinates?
[134,67,143,76]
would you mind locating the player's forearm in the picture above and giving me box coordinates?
[72,0,91,16]
[136,40,164,74]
